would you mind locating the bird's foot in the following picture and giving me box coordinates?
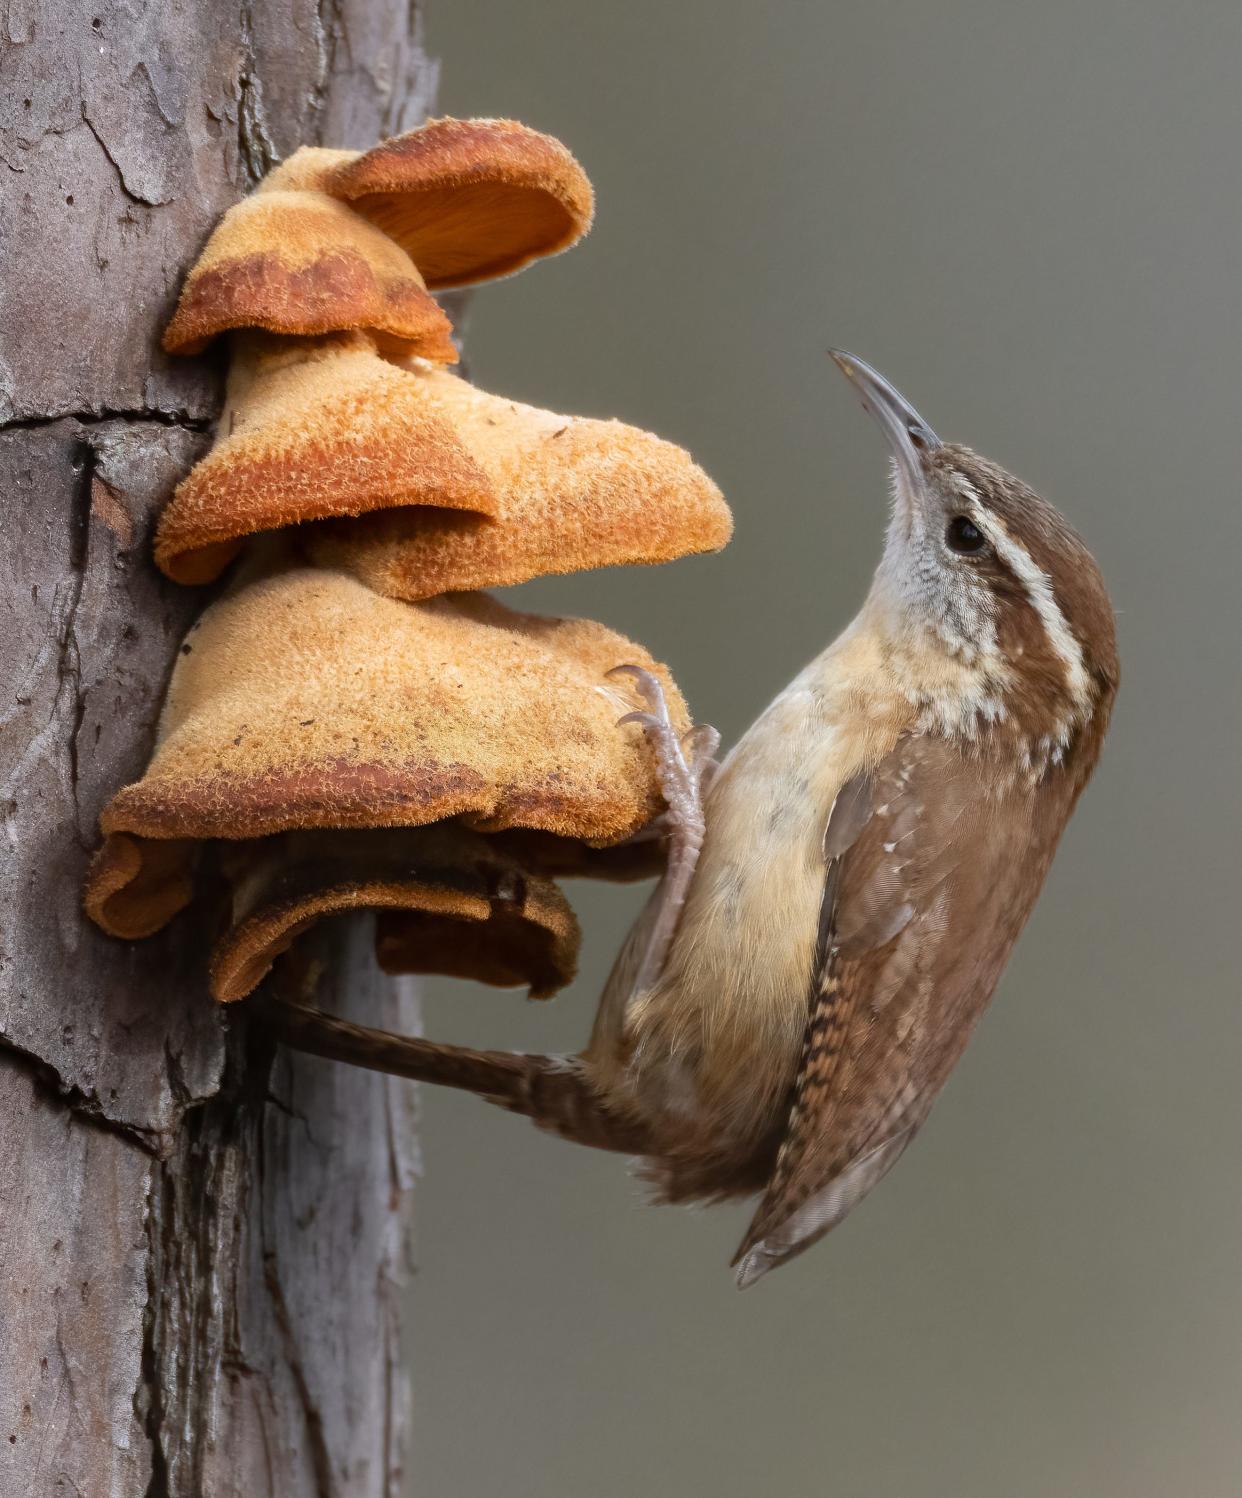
[607,665,720,998]
[610,664,720,816]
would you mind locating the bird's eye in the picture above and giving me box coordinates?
[945,515,987,554]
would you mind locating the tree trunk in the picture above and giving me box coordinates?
[0,6,432,1492]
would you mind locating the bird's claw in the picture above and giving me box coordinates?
[609,665,713,824]
[682,723,722,793]
[608,664,721,1000]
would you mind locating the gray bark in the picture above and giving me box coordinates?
[0,5,431,1492]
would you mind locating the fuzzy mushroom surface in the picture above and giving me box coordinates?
[154,333,497,585]
[309,362,733,599]
[87,565,690,936]
[161,187,458,358]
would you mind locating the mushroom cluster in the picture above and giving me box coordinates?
[86,117,731,1006]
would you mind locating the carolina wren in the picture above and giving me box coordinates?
[276,352,1119,1286]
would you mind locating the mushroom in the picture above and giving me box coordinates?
[86,563,689,945]
[161,186,459,358]
[308,361,732,599]
[84,833,198,939]
[322,117,594,288]
[92,115,717,1017]
[156,345,730,591]
[162,116,591,355]
[154,333,497,585]
[211,827,579,1004]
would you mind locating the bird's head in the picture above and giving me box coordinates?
[832,351,1118,775]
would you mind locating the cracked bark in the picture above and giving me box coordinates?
[1,5,430,1494]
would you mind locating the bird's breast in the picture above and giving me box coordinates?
[622,628,911,1152]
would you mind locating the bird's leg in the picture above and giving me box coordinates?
[264,666,716,1149]
[608,665,720,1003]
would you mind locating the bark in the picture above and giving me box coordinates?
[0,5,432,1493]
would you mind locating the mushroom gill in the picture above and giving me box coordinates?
[322,117,595,288]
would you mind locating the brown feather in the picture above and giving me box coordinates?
[734,721,1101,1284]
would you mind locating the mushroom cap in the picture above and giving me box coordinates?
[99,566,690,848]
[210,827,579,1003]
[154,333,497,585]
[162,188,458,358]
[325,117,595,288]
[257,147,357,193]
[84,833,198,939]
[309,362,733,599]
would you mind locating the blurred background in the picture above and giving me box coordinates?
[409,3,1242,1494]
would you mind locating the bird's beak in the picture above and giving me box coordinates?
[829,350,940,497]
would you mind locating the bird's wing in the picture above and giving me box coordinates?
[733,732,1028,1287]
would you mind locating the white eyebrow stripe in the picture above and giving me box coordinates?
[965,500,1094,718]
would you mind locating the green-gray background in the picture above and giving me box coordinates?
[408,4,1241,1494]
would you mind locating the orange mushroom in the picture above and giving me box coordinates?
[84,833,198,940]
[94,115,722,1015]
[156,340,729,591]
[100,564,687,842]
[161,187,458,359]
[308,361,732,599]
[86,564,688,945]
[324,117,594,288]
[211,828,580,1003]
[153,333,497,585]
[162,116,591,355]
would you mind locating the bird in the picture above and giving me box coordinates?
[273,352,1119,1287]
